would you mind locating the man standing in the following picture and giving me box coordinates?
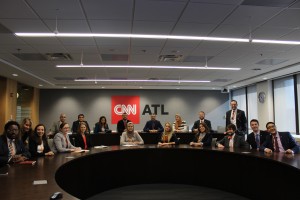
[49,113,67,137]
[72,114,91,134]
[246,119,269,150]
[143,114,164,133]
[191,111,212,133]
[260,122,299,154]
[117,112,131,134]
[226,100,247,135]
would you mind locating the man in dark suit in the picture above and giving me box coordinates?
[215,124,249,149]
[191,111,212,133]
[226,100,247,135]
[259,122,299,154]
[246,119,269,150]
[143,114,164,133]
[0,121,31,166]
[72,114,91,134]
[117,112,131,134]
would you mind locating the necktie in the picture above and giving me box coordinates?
[152,122,155,129]
[274,136,280,152]
[8,141,15,157]
[231,110,235,120]
[255,134,260,148]
[124,121,127,129]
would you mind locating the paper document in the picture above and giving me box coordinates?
[33,180,47,185]
[94,145,108,149]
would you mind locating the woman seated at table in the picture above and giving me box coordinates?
[53,123,81,153]
[75,122,92,150]
[158,122,179,146]
[94,116,110,134]
[120,122,144,145]
[172,114,188,133]
[190,122,212,147]
[29,124,54,157]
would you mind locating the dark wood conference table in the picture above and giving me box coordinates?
[69,132,225,146]
[1,145,300,200]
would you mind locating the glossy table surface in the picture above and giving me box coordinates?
[1,145,300,200]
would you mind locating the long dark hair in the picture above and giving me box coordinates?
[33,124,47,145]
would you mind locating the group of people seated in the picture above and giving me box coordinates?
[1,111,299,167]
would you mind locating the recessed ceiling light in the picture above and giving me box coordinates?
[38,84,43,87]
[57,65,240,71]
[12,74,18,76]
[63,86,67,89]
[263,77,268,80]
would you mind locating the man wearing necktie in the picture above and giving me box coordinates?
[117,112,131,134]
[215,124,249,149]
[191,111,212,133]
[143,114,164,133]
[0,121,31,166]
[225,100,247,135]
[259,122,299,154]
[246,119,269,150]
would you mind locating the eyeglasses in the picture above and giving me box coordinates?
[267,125,275,129]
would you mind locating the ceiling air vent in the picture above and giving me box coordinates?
[159,55,183,62]
[45,53,72,61]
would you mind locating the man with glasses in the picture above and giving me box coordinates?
[0,121,31,166]
[259,122,299,154]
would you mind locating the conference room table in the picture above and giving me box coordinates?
[69,132,225,146]
[1,144,300,200]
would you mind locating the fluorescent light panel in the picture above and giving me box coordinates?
[15,33,300,45]
[57,65,240,70]
[75,79,210,83]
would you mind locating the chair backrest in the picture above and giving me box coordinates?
[47,138,55,152]
[211,138,217,147]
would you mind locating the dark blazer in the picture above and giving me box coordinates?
[159,133,179,145]
[94,123,110,134]
[226,109,247,133]
[116,119,131,134]
[74,134,92,149]
[246,130,269,149]
[0,135,31,164]
[259,132,300,153]
[143,120,164,133]
[72,120,91,134]
[29,136,52,157]
[191,132,213,147]
[191,119,212,132]
[216,133,249,149]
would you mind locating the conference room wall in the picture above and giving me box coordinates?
[39,89,229,132]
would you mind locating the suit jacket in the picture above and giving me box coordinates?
[143,120,164,133]
[226,109,247,133]
[51,121,62,135]
[216,133,249,149]
[75,133,92,149]
[53,132,76,153]
[72,120,91,134]
[259,132,300,153]
[0,135,31,165]
[94,123,110,134]
[191,132,213,147]
[246,130,269,149]
[191,119,212,132]
[117,119,131,134]
[29,136,52,157]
